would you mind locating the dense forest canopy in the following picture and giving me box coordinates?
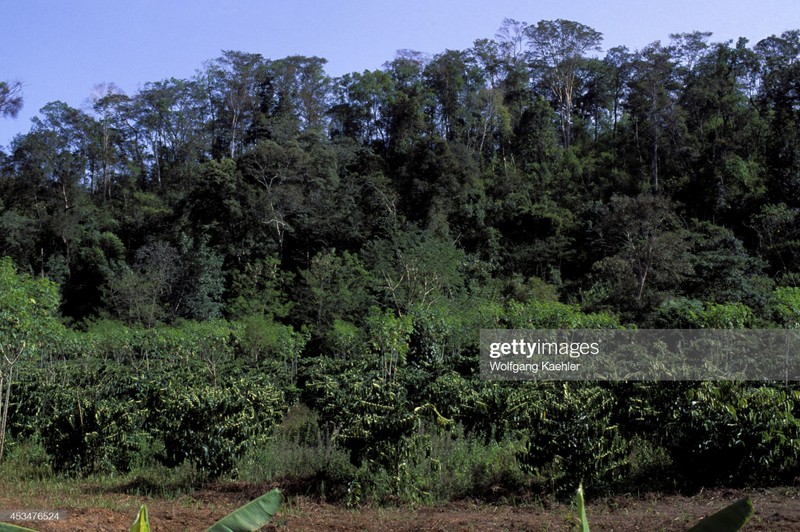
[1,19,800,499]
[2,21,800,325]
[0,21,799,325]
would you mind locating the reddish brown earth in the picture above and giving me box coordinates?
[0,483,798,531]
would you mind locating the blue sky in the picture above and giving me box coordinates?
[1,0,797,147]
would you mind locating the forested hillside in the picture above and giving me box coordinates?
[1,20,799,501]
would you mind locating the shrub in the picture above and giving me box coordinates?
[506,383,629,496]
[666,382,800,486]
[236,405,355,501]
[149,372,285,479]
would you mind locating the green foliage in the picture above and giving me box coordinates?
[4,24,789,328]
[126,489,282,532]
[364,230,465,315]
[175,234,225,320]
[344,424,528,506]
[299,249,374,329]
[687,497,754,532]
[5,19,800,511]
[325,319,365,359]
[13,321,286,479]
[236,405,355,500]
[102,237,225,325]
[103,267,165,327]
[308,367,415,464]
[206,489,282,532]
[501,275,560,304]
[408,301,466,366]
[0,211,37,269]
[574,486,753,532]
[506,300,620,329]
[405,425,527,503]
[0,257,60,357]
[36,382,148,474]
[654,298,706,328]
[238,314,307,379]
[666,383,800,485]
[683,221,771,308]
[0,257,60,461]
[0,523,38,532]
[573,483,590,532]
[750,203,800,270]
[151,372,285,479]
[226,257,293,319]
[701,302,754,328]
[770,286,800,327]
[0,438,51,481]
[0,79,23,119]
[591,195,693,317]
[655,299,754,328]
[425,374,508,435]
[365,307,413,380]
[507,383,629,495]
[129,504,149,532]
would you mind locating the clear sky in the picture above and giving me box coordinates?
[1,0,798,148]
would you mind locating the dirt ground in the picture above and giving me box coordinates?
[1,483,798,531]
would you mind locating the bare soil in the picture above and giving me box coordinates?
[0,482,798,531]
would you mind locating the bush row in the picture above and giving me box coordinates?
[3,298,800,500]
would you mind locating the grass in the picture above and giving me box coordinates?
[0,476,136,512]
[0,440,209,514]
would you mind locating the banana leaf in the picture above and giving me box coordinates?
[130,504,150,532]
[206,489,282,532]
[687,497,754,532]
[0,524,38,532]
[573,483,590,532]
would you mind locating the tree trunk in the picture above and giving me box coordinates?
[0,365,12,463]
[651,129,659,193]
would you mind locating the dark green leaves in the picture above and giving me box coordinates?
[206,489,282,532]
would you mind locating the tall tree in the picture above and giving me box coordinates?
[670,31,713,75]
[23,102,92,213]
[328,70,394,146]
[134,78,209,189]
[384,50,431,152]
[679,39,766,219]
[468,38,514,161]
[259,56,331,141]
[592,194,692,317]
[204,50,265,159]
[525,19,603,148]
[86,83,128,199]
[495,19,532,134]
[755,31,800,203]
[238,140,308,258]
[603,46,633,140]
[626,42,683,193]
[495,18,528,68]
